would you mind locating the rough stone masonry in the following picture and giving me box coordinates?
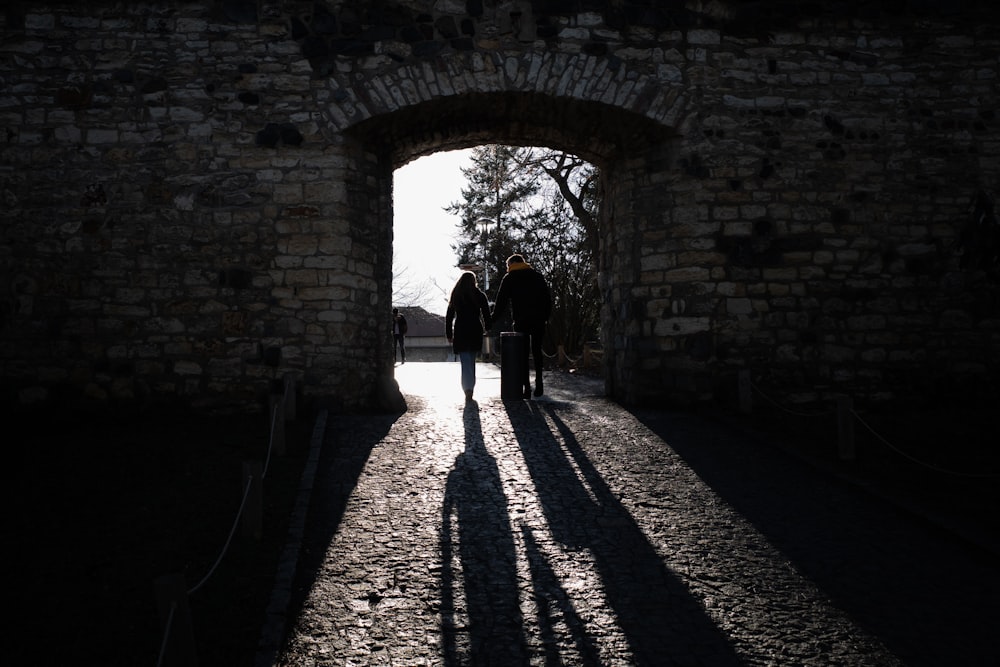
[1,0,998,413]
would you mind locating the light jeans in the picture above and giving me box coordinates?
[459,351,477,392]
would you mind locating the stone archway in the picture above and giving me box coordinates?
[326,53,684,407]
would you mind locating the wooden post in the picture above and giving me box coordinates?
[241,461,263,540]
[837,396,855,461]
[282,371,297,421]
[268,394,286,457]
[153,573,198,667]
[738,369,752,415]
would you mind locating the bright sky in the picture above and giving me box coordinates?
[393,148,474,316]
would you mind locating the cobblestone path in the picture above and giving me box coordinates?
[272,363,998,666]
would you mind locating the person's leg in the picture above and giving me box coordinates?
[459,351,476,399]
[400,335,406,362]
[514,326,531,397]
[530,326,544,396]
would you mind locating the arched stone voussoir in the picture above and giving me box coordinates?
[343,90,680,168]
[320,51,683,162]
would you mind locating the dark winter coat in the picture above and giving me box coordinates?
[492,262,552,330]
[445,289,492,353]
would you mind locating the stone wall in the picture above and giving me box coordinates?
[1,0,998,413]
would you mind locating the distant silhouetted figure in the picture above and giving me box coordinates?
[392,308,408,364]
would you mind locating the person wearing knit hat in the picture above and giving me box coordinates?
[491,254,552,398]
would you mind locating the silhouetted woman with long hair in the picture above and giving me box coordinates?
[445,271,492,402]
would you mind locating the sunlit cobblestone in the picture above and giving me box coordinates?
[271,364,998,666]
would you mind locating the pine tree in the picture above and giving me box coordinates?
[446,144,601,356]
[446,145,539,291]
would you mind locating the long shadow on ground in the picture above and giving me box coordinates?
[630,408,1000,667]
[274,409,400,655]
[504,399,744,666]
[440,401,528,665]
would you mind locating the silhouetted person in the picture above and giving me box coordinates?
[392,307,407,363]
[445,271,492,402]
[492,254,552,398]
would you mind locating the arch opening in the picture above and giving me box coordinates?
[392,144,603,374]
[360,93,681,405]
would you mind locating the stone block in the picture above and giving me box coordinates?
[665,267,711,283]
[174,360,203,376]
[726,298,753,315]
[654,316,711,336]
[687,29,720,45]
[298,286,352,301]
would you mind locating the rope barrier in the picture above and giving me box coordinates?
[850,408,1000,479]
[748,379,836,418]
[543,347,584,364]
[154,378,295,665]
[187,473,255,596]
[188,400,281,597]
[746,374,998,479]
[539,342,597,366]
